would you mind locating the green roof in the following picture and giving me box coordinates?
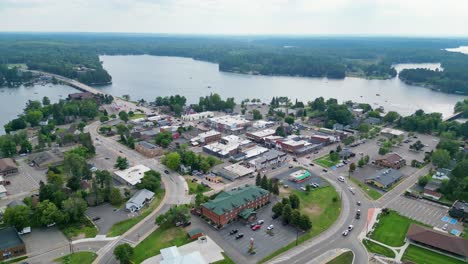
[239,208,256,219]
[0,227,24,251]
[202,186,269,216]
[187,228,203,237]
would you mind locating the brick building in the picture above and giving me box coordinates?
[375,153,406,169]
[135,141,163,158]
[201,186,270,227]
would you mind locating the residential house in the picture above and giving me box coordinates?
[432,168,451,181]
[0,227,26,261]
[423,181,443,200]
[449,201,468,222]
[0,158,18,176]
[28,150,64,169]
[375,153,406,169]
[365,168,403,189]
[135,141,163,158]
[201,186,270,227]
[125,189,155,213]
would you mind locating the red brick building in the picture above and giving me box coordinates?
[375,153,406,169]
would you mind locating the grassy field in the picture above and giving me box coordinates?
[55,252,97,264]
[211,253,236,264]
[107,191,165,237]
[314,155,338,168]
[129,113,146,120]
[186,177,210,195]
[131,227,190,263]
[261,185,342,262]
[60,217,98,239]
[371,210,425,247]
[349,177,382,200]
[362,239,395,258]
[402,245,465,264]
[326,251,354,264]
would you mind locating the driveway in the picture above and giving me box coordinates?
[85,203,131,235]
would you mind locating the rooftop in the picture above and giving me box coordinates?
[160,246,206,264]
[114,165,151,186]
[136,141,159,150]
[381,127,405,136]
[377,153,405,164]
[247,129,276,138]
[0,158,18,171]
[127,189,154,206]
[366,168,403,188]
[209,115,250,127]
[223,163,255,177]
[0,227,24,251]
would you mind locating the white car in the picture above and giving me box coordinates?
[300,186,307,191]
[348,187,356,195]
[342,230,349,236]
[348,225,354,231]
[267,224,274,230]
[338,176,345,182]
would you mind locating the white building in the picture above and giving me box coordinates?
[182,111,214,121]
[160,246,207,264]
[381,128,405,138]
[126,189,155,212]
[208,115,251,133]
[114,165,151,187]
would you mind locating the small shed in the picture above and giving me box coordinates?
[187,228,204,240]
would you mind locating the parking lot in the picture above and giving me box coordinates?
[273,167,330,191]
[388,196,464,234]
[22,226,69,257]
[85,203,133,235]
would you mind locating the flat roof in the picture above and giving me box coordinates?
[247,129,276,138]
[223,163,255,177]
[0,185,6,193]
[114,165,151,186]
[381,127,405,136]
[243,146,269,159]
[0,227,24,251]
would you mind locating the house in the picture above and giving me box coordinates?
[135,141,163,158]
[449,200,468,222]
[432,168,451,181]
[246,129,276,143]
[190,130,222,146]
[364,117,381,125]
[0,227,26,261]
[201,186,270,227]
[114,165,151,187]
[365,168,403,189]
[0,158,18,176]
[187,228,204,240]
[423,181,443,200]
[125,189,155,213]
[160,245,207,264]
[375,153,406,169]
[28,150,64,169]
[380,128,405,138]
[406,224,468,261]
[0,185,6,199]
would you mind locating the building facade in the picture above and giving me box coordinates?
[135,141,163,158]
[375,153,406,169]
[0,158,18,176]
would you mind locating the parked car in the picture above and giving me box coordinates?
[230,229,238,235]
[252,225,261,231]
[164,170,170,174]
[357,201,361,206]
[348,187,356,195]
[338,176,345,182]
[283,185,289,189]
[309,163,315,166]
[92,217,101,221]
[300,186,307,191]
[322,169,328,172]
[257,219,264,225]
[356,210,361,219]
[289,165,293,169]
[250,223,256,228]
[183,221,191,227]
[236,233,244,239]
[190,208,201,216]
[272,213,280,219]
[348,225,354,231]
[267,224,274,230]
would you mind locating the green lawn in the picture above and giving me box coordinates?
[131,227,190,263]
[211,253,235,264]
[362,239,395,258]
[349,177,382,200]
[60,217,98,240]
[129,113,146,120]
[326,251,354,264]
[402,245,465,264]
[55,252,97,264]
[261,185,342,262]
[107,190,165,237]
[186,177,210,195]
[0,256,28,264]
[314,155,339,168]
[370,210,426,247]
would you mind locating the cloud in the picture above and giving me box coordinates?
[0,0,467,36]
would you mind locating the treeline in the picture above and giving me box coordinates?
[193,93,236,112]
[0,65,33,86]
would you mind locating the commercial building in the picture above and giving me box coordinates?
[182,111,214,121]
[380,127,405,138]
[203,135,251,159]
[0,158,18,176]
[375,153,406,169]
[190,130,222,146]
[125,189,155,212]
[246,129,276,143]
[201,186,270,227]
[160,245,206,264]
[309,134,339,145]
[248,149,287,170]
[276,136,321,155]
[289,170,312,183]
[0,227,26,261]
[220,163,255,180]
[28,150,64,169]
[114,165,151,187]
[406,224,468,261]
[208,115,251,134]
[365,168,403,189]
[135,141,163,158]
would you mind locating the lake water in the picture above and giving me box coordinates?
[96,55,464,117]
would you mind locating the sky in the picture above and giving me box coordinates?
[1,0,468,36]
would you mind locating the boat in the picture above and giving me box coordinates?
[376,93,381,96]
[207,85,211,88]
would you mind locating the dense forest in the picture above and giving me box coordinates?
[1,33,468,93]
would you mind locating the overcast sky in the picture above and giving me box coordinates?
[1,0,467,36]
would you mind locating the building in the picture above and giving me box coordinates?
[246,129,276,143]
[375,153,406,169]
[406,224,468,261]
[28,150,64,169]
[380,127,405,138]
[310,134,339,145]
[0,227,26,261]
[201,186,270,227]
[449,200,468,222]
[190,130,222,146]
[135,141,163,158]
[203,135,251,159]
[160,245,207,264]
[365,168,403,189]
[0,158,18,176]
[289,170,312,183]
[208,115,251,134]
[432,168,451,181]
[220,163,255,180]
[125,189,155,212]
[187,228,204,240]
[423,181,443,200]
[114,165,151,187]
[248,149,287,170]
[252,120,275,129]
[0,185,6,198]
[276,136,321,155]
[68,92,95,101]
[182,111,214,121]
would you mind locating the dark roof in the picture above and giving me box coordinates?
[187,228,203,237]
[366,169,403,188]
[68,92,95,100]
[407,224,468,257]
[378,153,404,164]
[0,158,17,171]
[202,186,269,216]
[0,227,25,250]
[136,141,158,149]
[452,200,468,213]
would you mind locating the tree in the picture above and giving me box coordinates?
[109,188,124,206]
[282,204,292,224]
[272,182,280,195]
[272,202,283,216]
[275,126,286,137]
[136,170,161,192]
[155,205,189,226]
[155,132,173,148]
[305,184,311,193]
[114,243,134,264]
[329,152,339,162]
[252,109,263,120]
[3,205,31,231]
[285,116,295,125]
[62,197,87,223]
[26,110,43,126]
[42,96,51,106]
[289,194,300,209]
[410,140,424,151]
[114,156,129,170]
[119,111,129,123]
[298,214,312,230]
[431,149,451,168]
[77,121,86,132]
[195,193,209,207]
[358,158,365,167]
[291,210,301,227]
[336,145,342,153]
[349,163,356,175]
[162,152,181,171]
[255,173,261,186]
[418,175,430,187]
[378,146,390,155]
[260,175,268,190]
[34,200,63,226]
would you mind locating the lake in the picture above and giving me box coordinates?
[96,55,464,117]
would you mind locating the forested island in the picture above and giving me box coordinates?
[1,33,468,94]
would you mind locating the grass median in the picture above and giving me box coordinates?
[326,251,354,264]
[362,239,395,258]
[185,177,210,194]
[55,252,97,264]
[402,245,465,264]
[314,154,338,168]
[349,176,382,200]
[107,190,165,237]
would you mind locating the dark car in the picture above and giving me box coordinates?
[235,233,244,239]
[322,169,328,172]
[183,221,191,227]
[230,229,238,235]
[119,150,123,153]
[272,213,280,219]
[250,223,256,228]
[164,170,170,174]
[309,163,315,166]
[92,217,101,221]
